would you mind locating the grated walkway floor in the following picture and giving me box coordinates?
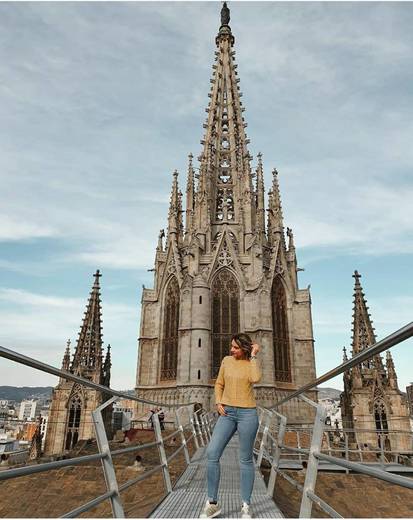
[150,435,283,518]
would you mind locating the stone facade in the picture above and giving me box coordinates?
[406,383,413,418]
[340,271,411,453]
[135,5,317,425]
[44,271,112,456]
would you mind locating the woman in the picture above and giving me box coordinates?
[200,333,261,519]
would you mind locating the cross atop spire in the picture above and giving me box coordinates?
[93,269,102,287]
[352,269,361,284]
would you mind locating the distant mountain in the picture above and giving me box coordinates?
[0,386,54,402]
[317,387,342,400]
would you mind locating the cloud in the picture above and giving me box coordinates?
[0,216,57,241]
[0,286,138,388]
[0,2,412,391]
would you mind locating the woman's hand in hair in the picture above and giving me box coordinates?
[251,343,260,357]
[216,403,227,416]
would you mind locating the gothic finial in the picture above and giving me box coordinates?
[343,346,348,362]
[386,350,394,368]
[221,2,230,26]
[62,339,72,373]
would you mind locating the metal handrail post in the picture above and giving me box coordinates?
[193,410,205,447]
[189,411,200,451]
[204,412,212,438]
[257,409,271,468]
[354,430,363,462]
[254,406,265,450]
[200,413,210,444]
[202,413,211,443]
[326,431,332,457]
[379,433,385,470]
[92,396,125,518]
[299,399,327,518]
[153,412,173,493]
[344,433,349,474]
[268,412,287,497]
[175,407,190,466]
[297,430,303,464]
[208,412,215,436]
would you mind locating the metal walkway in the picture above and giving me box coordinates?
[150,435,283,518]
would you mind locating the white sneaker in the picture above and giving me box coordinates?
[241,502,252,519]
[200,500,222,518]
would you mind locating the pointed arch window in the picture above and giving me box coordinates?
[161,276,180,380]
[212,269,239,378]
[65,394,82,451]
[271,276,291,382]
[374,399,390,450]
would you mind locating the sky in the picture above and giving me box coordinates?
[0,1,412,393]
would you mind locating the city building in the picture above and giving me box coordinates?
[340,271,411,452]
[135,3,317,424]
[44,271,112,455]
[112,398,134,432]
[17,400,40,421]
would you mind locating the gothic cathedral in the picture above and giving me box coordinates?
[340,271,410,452]
[135,4,317,424]
[44,271,112,455]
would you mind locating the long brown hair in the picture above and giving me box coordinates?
[231,333,253,359]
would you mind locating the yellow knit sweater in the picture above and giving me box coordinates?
[215,355,262,408]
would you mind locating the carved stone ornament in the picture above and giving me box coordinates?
[167,260,176,275]
[201,265,210,280]
[218,243,233,267]
[275,258,284,276]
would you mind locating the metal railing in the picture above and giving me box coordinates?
[276,426,413,468]
[1,320,412,518]
[0,344,217,518]
[255,321,413,518]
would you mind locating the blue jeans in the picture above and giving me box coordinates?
[206,406,259,504]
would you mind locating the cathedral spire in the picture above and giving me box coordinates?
[71,270,103,382]
[193,1,254,249]
[350,270,383,370]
